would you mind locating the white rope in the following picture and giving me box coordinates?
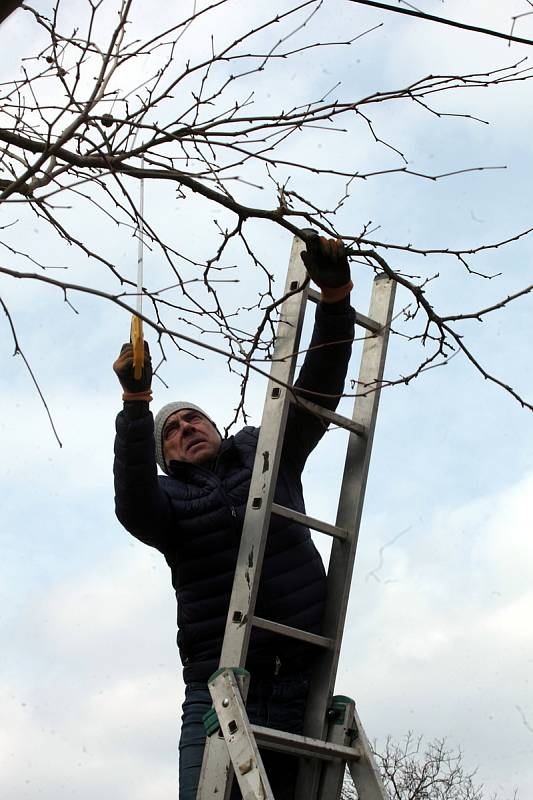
[136,155,145,315]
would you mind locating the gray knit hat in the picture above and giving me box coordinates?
[154,401,219,474]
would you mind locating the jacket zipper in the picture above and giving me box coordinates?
[170,461,239,529]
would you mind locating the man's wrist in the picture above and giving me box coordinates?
[319,294,353,318]
[320,280,353,304]
[122,399,151,419]
[122,389,153,402]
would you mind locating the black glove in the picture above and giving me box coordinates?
[300,228,352,302]
[113,341,152,401]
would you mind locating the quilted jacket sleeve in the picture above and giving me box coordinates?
[114,405,174,552]
[282,296,356,474]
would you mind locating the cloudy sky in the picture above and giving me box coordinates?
[1,2,532,799]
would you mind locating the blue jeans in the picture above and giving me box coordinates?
[179,671,310,800]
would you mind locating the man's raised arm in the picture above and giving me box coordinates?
[113,342,173,551]
[282,234,356,472]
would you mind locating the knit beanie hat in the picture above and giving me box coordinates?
[154,401,219,474]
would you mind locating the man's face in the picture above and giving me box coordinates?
[162,408,222,467]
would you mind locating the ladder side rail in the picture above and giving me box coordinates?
[346,704,389,800]
[219,235,309,670]
[319,698,389,800]
[318,697,357,800]
[198,237,309,799]
[207,669,276,800]
[322,274,397,710]
[296,274,396,800]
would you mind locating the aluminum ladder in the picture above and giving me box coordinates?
[197,233,396,800]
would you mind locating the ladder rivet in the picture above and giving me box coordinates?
[222,698,230,708]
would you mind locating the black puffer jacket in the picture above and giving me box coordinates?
[114,300,355,683]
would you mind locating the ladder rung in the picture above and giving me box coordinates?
[354,311,381,333]
[307,289,381,333]
[251,724,362,762]
[292,397,366,437]
[271,503,348,540]
[251,616,334,649]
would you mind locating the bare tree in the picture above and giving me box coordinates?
[342,734,519,800]
[1,0,532,440]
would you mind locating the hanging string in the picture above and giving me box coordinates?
[131,155,145,379]
[136,155,145,317]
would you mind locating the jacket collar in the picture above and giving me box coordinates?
[168,435,238,478]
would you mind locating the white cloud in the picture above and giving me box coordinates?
[0,544,180,800]
[2,467,532,798]
[338,472,533,797]
[1,3,533,799]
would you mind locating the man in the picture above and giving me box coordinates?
[113,235,355,799]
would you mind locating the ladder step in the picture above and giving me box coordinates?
[251,724,362,762]
[251,616,334,649]
[307,289,381,333]
[271,503,348,540]
[291,397,367,437]
[354,311,381,334]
